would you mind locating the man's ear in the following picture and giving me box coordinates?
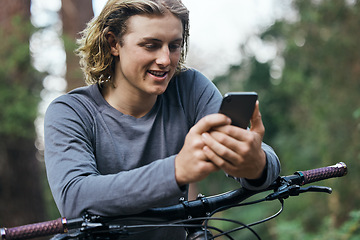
[106,32,120,56]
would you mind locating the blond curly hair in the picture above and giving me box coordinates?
[76,0,190,85]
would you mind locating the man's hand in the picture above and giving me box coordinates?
[201,101,266,179]
[175,114,231,186]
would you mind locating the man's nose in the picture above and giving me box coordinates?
[155,46,171,67]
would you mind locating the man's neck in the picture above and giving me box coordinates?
[101,83,157,118]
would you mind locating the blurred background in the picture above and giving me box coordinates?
[0,0,359,239]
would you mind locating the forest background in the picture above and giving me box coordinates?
[0,0,359,239]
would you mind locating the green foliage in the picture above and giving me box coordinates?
[0,82,40,139]
[210,0,360,238]
[0,16,43,140]
[338,210,360,239]
[274,210,360,240]
[268,0,360,225]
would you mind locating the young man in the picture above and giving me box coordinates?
[44,0,280,238]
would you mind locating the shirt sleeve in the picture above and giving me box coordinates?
[44,97,186,218]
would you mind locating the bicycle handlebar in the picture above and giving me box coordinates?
[281,162,347,186]
[0,162,348,240]
[1,218,66,240]
[0,217,85,240]
[298,162,347,185]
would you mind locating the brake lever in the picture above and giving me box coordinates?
[299,185,332,194]
[266,185,332,201]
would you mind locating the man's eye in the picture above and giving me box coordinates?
[169,44,181,51]
[144,43,158,50]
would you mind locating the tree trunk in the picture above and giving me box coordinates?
[0,139,45,227]
[0,0,46,228]
[61,0,94,91]
[0,1,30,32]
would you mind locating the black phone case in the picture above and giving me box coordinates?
[218,92,258,129]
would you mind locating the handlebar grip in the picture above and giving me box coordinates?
[1,218,66,240]
[297,162,347,185]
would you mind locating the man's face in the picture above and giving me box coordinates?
[112,12,183,97]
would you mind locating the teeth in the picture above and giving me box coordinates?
[148,70,166,77]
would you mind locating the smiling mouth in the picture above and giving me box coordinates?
[148,70,168,78]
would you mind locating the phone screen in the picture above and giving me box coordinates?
[218,92,258,129]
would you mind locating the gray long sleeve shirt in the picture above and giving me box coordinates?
[44,68,280,239]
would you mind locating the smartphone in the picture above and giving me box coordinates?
[218,92,258,129]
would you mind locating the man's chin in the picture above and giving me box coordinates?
[150,83,170,96]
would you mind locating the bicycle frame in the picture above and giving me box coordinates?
[1,162,348,240]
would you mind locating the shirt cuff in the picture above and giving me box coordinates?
[244,156,268,187]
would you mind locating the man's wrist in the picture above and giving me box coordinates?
[245,157,268,187]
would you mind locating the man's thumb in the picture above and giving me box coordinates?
[250,101,265,137]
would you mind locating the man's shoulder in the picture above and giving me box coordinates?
[175,68,208,81]
[46,85,100,120]
[169,68,213,93]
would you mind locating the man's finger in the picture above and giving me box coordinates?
[191,113,231,134]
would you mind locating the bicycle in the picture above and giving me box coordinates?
[1,162,348,240]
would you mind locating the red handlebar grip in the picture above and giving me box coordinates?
[4,218,66,240]
[299,162,347,185]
